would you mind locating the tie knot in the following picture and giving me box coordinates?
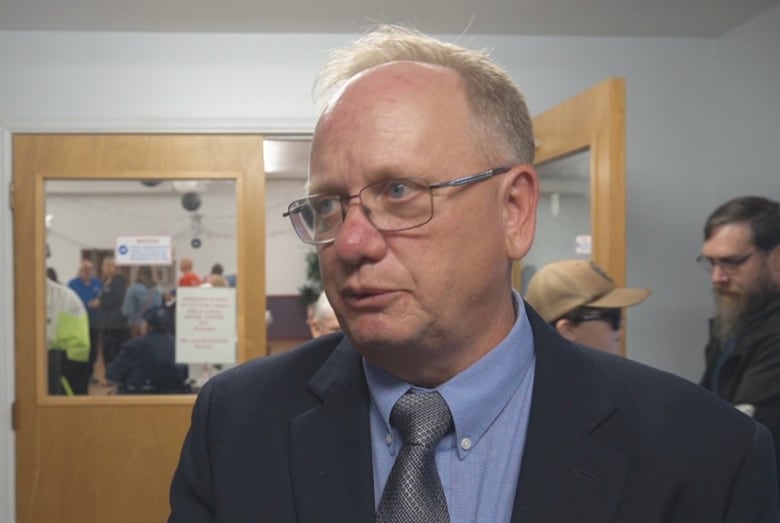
[391,391,452,447]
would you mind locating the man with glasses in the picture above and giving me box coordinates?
[524,259,649,355]
[698,195,780,490]
[169,26,778,521]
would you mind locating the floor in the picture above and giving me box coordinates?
[84,337,306,396]
[87,348,116,396]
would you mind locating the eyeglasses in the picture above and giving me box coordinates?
[283,167,510,245]
[560,308,622,331]
[695,251,756,275]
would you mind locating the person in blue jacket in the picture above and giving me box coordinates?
[106,306,188,394]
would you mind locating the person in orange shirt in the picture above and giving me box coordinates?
[178,257,201,287]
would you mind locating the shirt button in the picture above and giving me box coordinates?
[460,437,472,450]
[386,433,393,445]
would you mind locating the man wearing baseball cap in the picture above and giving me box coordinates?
[106,306,189,393]
[525,259,650,355]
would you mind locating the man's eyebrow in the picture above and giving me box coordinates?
[306,182,341,195]
[306,169,411,195]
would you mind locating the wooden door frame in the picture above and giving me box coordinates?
[531,78,627,284]
[16,144,267,407]
[523,78,627,354]
[12,133,277,522]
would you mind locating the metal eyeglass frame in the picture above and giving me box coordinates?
[283,166,511,245]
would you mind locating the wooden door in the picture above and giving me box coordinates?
[523,78,627,350]
[531,77,626,282]
[13,134,267,522]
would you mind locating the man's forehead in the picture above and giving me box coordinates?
[308,61,476,193]
[316,61,463,128]
[704,222,754,252]
[331,61,457,101]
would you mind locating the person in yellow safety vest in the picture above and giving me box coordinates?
[46,278,90,395]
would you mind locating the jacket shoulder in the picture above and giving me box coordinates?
[203,332,348,401]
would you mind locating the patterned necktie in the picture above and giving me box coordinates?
[376,391,453,523]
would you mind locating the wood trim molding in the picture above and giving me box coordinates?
[532,78,626,285]
[14,134,268,407]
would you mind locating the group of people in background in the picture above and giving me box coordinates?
[45,255,130,395]
[45,254,233,395]
[176,257,235,288]
[524,194,780,497]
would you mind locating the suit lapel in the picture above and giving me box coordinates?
[511,307,629,523]
[289,340,376,523]
[287,308,631,522]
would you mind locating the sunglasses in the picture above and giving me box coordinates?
[563,307,623,331]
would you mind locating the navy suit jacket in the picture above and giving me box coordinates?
[169,305,780,522]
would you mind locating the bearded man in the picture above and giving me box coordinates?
[698,195,780,489]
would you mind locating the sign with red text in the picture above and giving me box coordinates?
[115,235,172,265]
[176,287,237,364]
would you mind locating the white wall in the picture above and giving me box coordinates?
[265,178,315,294]
[0,127,15,523]
[623,5,780,375]
[525,191,591,274]
[1,5,779,519]
[47,190,238,286]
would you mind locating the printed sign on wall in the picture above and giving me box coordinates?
[176,286,237,364]
[115,235,172,266]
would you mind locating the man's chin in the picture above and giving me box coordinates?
[345,320,405,350]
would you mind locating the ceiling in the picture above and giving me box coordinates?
[0,0,778,37]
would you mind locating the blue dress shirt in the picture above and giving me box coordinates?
[364,291,536,523]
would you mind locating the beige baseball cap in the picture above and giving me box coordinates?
[524,259,650,323]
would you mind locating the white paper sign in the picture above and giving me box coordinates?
[575,234,592,255]
[115,235,172,266]
[175,287,237,364]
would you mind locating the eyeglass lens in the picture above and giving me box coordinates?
[696,252,754,274]
[286,179,434,244]
[283,167,510,245]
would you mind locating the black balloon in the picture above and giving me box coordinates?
[181,192,202,211]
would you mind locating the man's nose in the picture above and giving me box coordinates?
[711,264,730,283]
[332,202,386,262]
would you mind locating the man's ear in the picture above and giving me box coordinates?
[554,318,578,342]
[501,165,539,260]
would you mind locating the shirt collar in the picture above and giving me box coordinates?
[364,289,535,458]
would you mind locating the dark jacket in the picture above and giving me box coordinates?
[98,274,128,330]
[106,331,187,393]
[701,295,780,487]
[169,304,778,523]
